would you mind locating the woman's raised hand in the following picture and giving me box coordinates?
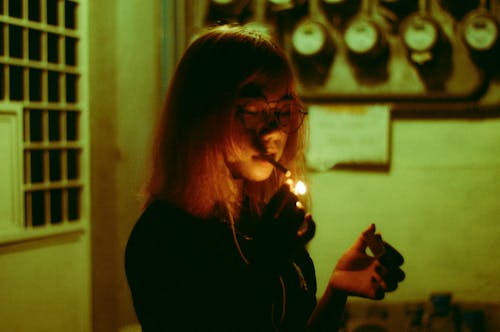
[329,224,405,300]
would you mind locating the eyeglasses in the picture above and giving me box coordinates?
[235,97,307,134]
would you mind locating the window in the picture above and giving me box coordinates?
[0,0,87,243]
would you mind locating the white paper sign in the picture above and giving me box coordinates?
[306,104,391,171]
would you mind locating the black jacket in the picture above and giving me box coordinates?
[125,200,317,331]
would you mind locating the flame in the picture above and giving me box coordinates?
[294,181,307,196]
[285,179,307,196]
[284,179,307,208]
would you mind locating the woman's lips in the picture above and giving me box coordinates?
[254,153,276,161]
[254,153,291,177]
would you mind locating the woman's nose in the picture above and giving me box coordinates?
[258,121,284,144]
[250,119,284,152]
[256,112,280,135]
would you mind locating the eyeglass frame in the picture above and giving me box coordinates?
[235,95,308,134]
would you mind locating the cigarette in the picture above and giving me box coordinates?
[364,228,386,258]
[258,154,292,178]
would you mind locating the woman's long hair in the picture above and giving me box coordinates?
[143,25,307,219]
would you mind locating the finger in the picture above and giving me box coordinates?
[297,214,316,243]
[375,262,404,293]
[273,189,300,220]
[296,214,311,237]
[376,258,405,282]
[375,287,385,300]
[267,183,293,206]
[375,264,398,292]
[384,275,402,292]
[389,267,406,282]
[383,270,399,292]
[377,253,405,278]
[397,268,406,282]
[383,267,405,292]
[385,280,398,292]
[372,273,388,291]
[281,207,306,232]
[375,264,388,278]
[351,224,376,253]
[370,276,386,300]
[362,223,376,237]
[380,242,404,266]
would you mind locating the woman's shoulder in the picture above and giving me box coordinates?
[125,200,206,274]
[141,199,188,222]
[125,200,229,257]
[127,200,200,244]
[128,201,175,237]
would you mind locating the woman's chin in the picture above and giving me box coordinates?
[246,165,275,182]
[227,158,276,181]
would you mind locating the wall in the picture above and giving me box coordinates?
[309,116,500,302]
[89,0,161,330]
[0,233,91,331]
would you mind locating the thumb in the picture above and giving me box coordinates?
[351,224,376,253]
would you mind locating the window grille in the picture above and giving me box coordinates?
[0,0,87,243]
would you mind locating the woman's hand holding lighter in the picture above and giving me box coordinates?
[330,224,405,300]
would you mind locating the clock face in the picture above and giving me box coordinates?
[268,0,305,11]
[292,21,327,56]
[269,0,292,5]
[403,15,439,52]
[344,19,379,54]
[463,13,499,51]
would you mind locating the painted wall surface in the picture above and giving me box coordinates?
[0,234,91,331]
[309,117,500,302]
[89,0,161,330]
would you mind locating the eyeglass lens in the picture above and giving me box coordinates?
[237,99,306,133]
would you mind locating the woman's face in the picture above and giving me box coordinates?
[225,82,291,182]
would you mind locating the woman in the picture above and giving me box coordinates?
[125,24,405,331]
